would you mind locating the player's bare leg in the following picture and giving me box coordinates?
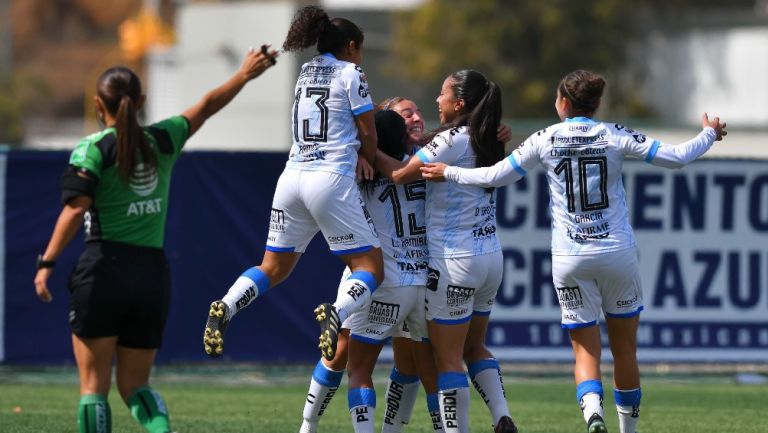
[569,326,607,433]
[607,315,641,433]
[204,251,301,357]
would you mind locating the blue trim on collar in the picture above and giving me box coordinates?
[565,117,596,123]
[320,52,337,60]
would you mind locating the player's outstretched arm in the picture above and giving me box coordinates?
[648,112,727,169]
[183,45,279,137]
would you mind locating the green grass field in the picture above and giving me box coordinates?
[1,365,766,433]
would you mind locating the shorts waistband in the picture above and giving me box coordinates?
[85,240,165,258]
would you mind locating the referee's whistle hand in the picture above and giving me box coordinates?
[34,269,53,303]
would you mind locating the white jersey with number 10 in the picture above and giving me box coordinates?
[444,117,718,256]
[286,53,374,178]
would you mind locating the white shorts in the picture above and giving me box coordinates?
[552,247,644,329]
[425,252,503,324]
[345,285,428,343]
[266,168,380,254]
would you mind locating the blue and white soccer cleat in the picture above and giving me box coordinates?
[314,303,340,361]
[203,300,230,358]
[587,413,608,433]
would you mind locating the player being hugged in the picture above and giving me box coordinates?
[376,70,519,433]
[203,5,384,364]
[421,69,727,433]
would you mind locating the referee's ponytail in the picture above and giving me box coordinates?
[96,67,155,182]
[282,6,364,56]
[448,70,505,169]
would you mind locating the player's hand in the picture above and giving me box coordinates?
[34,268,53,303]
[420,163,448,182]
[497,123,512,143]
[356,157,375,181]
[241,44,279,81]
[702,113,727,141]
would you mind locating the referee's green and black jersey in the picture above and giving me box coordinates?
[64,116,190,248]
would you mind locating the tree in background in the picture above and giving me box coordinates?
[390,0,647,119]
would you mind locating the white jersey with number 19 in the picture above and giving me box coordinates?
[444,117,718,256]
[286,53,374,178]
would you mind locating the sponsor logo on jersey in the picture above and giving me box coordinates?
[472,224,497,238]
[347,282,367,301]
[129,162,159,197]
[556,286,584,310]
[447,285,475,307]
[397,261,428,272]
[358,83,369,98]
[126,198,162,217]
[633,134,647,143]
[368,300,400,325]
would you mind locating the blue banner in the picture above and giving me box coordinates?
[3,152,767,363]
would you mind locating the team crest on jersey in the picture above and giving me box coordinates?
[426,267,440,291]
[632,134,646,143]
[358,83,369,98]
[129,162,158,197]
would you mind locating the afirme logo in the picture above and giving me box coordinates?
[129,163,159,197]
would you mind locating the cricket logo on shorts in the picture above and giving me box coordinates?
[446,285,475,307]
[556,286,584,310]
[368,300,400,325]
[270,208,286,233]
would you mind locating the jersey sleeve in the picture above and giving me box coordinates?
[617,124,716,168]
[442,133,540,187]
[150,115,191,155]
[342,64,374,116]
[415,129,466,165]
[68,136,104,178]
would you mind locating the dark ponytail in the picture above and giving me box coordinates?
[282,6,364,55]
[558,69,605,117]
[427,70,504,169]
[96,66,154,182]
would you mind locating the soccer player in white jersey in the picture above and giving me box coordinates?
[421,69,728,433]
[376,71,519,433]
[203,6,383,364]
[299,103,444,433]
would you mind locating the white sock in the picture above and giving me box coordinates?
[468,359,510,425]
[577,379,604,423]
[221,267,270,319]
[333,271,377,322]
[300,359,344,433]
[615,388,641,433]
[580,393,604,423]
[349,388,376,433]
[381,368,420,432]
[427,393,445,432]
[438,372,470,433]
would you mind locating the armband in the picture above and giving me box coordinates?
[60,166,98,205]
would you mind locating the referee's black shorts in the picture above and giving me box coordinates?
[68,240,171,349]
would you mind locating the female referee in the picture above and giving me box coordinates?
[376,70,519,433]
[203,5,384,364]
[421,69,727,433]
[33,47,278,433]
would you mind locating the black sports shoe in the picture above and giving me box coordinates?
[314,303,340,361]
[587,413,608,433]
[494,415,518,433]
[203,301,230,358]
